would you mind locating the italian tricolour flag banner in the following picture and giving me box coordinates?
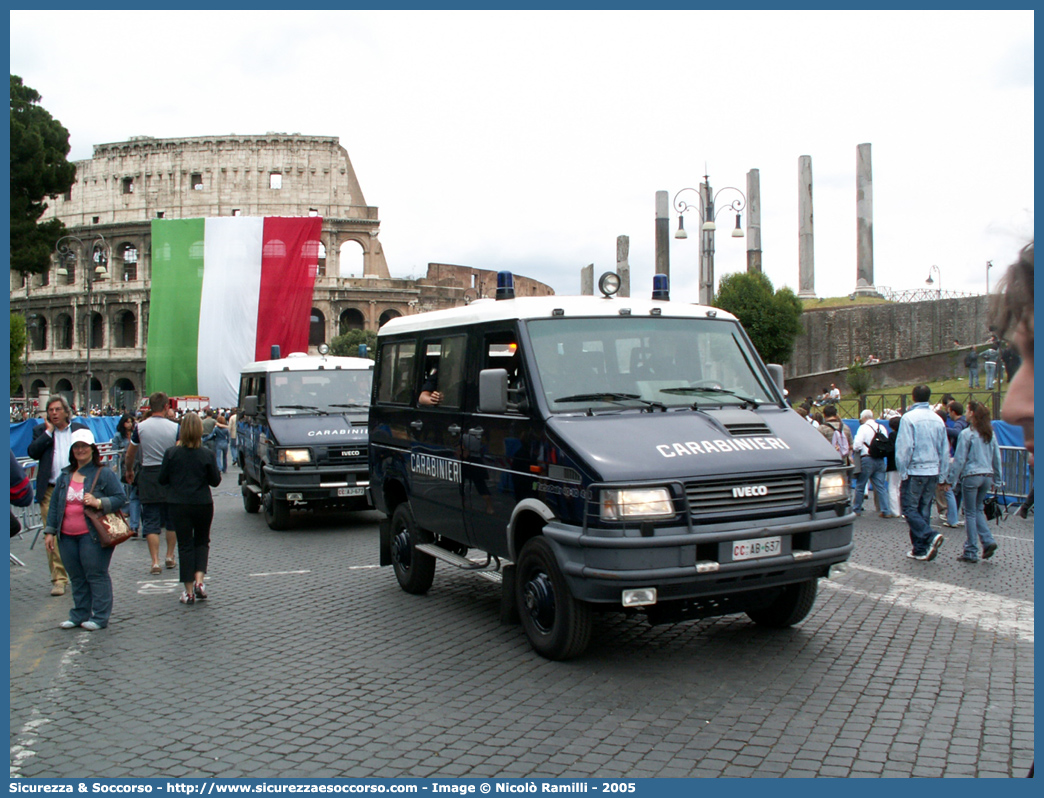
[145,216,322,408]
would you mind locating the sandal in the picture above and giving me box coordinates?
[165,557,176,569]
[150,564,162,575]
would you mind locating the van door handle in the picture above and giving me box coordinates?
[410,420,423,431]
[468,427,484,436]
[447,425,461,435]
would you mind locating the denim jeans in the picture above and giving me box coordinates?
[124,482,141,531]
[901,475,939,555]
[58,531,115,627]
[968,364,979,388]
[855,456,891,515]
[216,441,229,473]
[936,482,958,525]
[961,474,997,559]
[985,361,998,389]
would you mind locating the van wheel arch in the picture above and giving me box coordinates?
[508,499,556,561]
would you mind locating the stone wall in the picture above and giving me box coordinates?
[787,296,992,378]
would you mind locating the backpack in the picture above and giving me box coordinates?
[867,422,894,459]
[831,424,851,461]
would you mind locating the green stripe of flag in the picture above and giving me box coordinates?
[145,218,206,397]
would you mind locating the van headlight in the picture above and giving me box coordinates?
[601,488,674,521]
[277,448,312,465]
[816,471,848,505]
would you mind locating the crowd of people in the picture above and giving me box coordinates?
[22,392,227,629]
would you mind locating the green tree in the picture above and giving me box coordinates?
[10,314,27,393]
[10,75,77,274]
[845,361,874,395]
[713,270,804,365]
[330,328,377,359]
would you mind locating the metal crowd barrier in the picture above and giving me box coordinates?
[998,446,1032,512]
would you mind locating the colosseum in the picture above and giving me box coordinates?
[11,133,553,412]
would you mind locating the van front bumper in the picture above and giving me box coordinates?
[539,513,854,604]
[262,464,371,506]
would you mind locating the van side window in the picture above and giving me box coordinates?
[484,333,528,413]
[420,336,466,408]
[256,376,266,413]
[377,341,417,405]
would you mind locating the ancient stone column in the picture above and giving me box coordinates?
[699,181,714,306]
[854,142,877,296]
[746,169,762,273]
[580,264,594,295]
[655,191,669,280]
[617,235,630,297]
[798,156,816,299]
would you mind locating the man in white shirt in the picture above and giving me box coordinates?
[26,396,89,595]
[126,392,180,574]
[852,409,893,517]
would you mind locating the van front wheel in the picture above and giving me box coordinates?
[390,504,435,594]
[263,488,290,531]
[746,579,818,628]
[515,537,591,660]
[242,484,261,514]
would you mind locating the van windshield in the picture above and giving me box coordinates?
[270,370,373,416]
[526,316,779,412]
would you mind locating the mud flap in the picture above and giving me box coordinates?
[379,517,392,566]
[499,564,519,625]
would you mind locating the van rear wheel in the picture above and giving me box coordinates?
[390,504,435,594]
[746,579,817,628]
[515,537,592,660]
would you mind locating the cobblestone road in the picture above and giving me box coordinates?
[9,466,1034,778]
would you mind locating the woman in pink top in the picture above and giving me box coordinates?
[42,429,127,630]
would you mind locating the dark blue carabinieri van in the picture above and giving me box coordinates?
[369,274,853,659]
[238,350,373,530]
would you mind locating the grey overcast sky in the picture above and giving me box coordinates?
[10,9,1034,303]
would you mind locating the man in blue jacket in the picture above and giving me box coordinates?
[895,385,950,561]
[26,396,88,595]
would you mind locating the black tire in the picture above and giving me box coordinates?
[515,537,592,660]
[746,579,818,628]
[263,487,291,531]
[242,484,261,514]
[390,504,435,594]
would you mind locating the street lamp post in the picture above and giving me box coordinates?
[925,264,942,299]
[55,233,109,412]
[674,174,746,305]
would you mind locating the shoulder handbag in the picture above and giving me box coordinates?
[83,469,133,547]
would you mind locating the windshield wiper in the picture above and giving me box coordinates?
[554,393,667,412]
[659,386,760,409]
[328,403,368,409]
[275,404,329,414]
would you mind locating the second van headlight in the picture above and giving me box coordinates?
[816,471,848,505]
[601,488,674,521]
[277,448,312,465]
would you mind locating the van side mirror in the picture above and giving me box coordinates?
[242,396,259,416]
[766,364,784,396]
[478,369,508,414]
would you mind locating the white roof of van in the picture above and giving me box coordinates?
[378,295,738,336]
[240,353,374,373]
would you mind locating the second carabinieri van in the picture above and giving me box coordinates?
[238,347,374,530]
[369,273,854,659]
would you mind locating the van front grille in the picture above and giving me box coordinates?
[686,474,807,516]
[321,445,368,467]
